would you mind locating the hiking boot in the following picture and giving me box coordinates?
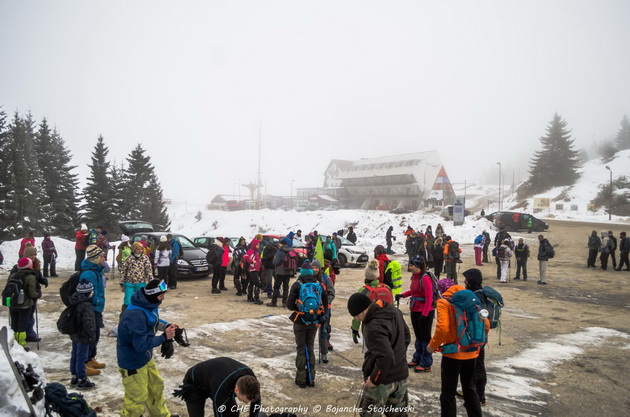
[321,354,329,363]
[254,300,264,305]
[70,376,78,386]
[219,287,229,291]
[211,288,221,294]
[514,276,520,280]
[87,359,106,369]
[537,280,547,285]
[85,366,101,376]
[295,380,307,388]
[267,302,277,307]
[327,341,334,351]
[414,366,431,373]
[523,277,527,281]
[76,377,95,390]
[247,298,255,303]
[25,336,41,342]
[407,361,418,368]
[236,292,243,296]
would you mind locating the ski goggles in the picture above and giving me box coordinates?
[145,280,168,295]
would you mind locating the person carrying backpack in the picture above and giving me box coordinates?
[473,233,485,266]
[243,239,263,305]
[537,234,554,285]
[586,230,601,268]
[514,238,530,280]
[617,231,630,271]
[351,259,393,344]
[312,259,335,363]
[497,239,513,283]
[3,257,41,346]
[232,237,249,296]
[207,239,227,294]
[287,261,328,388]
[373,245,390,284]
[443,236,462,283]
[68,280,97,390]
[41,232,59,278]
[75,224,89,271]
[427,280,489,417]
[261,240,278,298]
[268,238,297,308]
[395,255,436,373]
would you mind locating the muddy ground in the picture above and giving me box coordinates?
[4,219,630,416]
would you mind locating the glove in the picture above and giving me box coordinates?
[352,329,360,344]
[42,278,49,288]
[160,338,174,359]
[395,294,403,303]
[174,328,190,347]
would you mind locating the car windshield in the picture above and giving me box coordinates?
[339,236,354,246]
[291,239,305,248]
[174,235,196,249]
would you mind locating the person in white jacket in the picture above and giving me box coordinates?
[498,239,513,283]
[154,236,172,284]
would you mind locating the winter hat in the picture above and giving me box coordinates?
[141,235,148,241]
[311,259,322,269]
[250,239,260,249]
[143,280,167,304]
[437,278,456,295]
[24,246,38,257]
[44,232,51,238]
[132,242,145,252]
[373,245,386,256]
[364,259,379,282]
[463,268,483,292]
[300,260,314,277]
[76,280,94,294]
[255,233,263,241]
[121,235,130,242]
[409,255,425,268]
[160,235,167,242]
[87,245,104,262]
[347,293,372,317]
[17,257,33,270]
[81,224,88,231]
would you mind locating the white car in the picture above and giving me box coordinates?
[336,236,369,267]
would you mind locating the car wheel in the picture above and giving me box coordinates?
[338,254,347,268]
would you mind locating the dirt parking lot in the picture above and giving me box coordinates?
[7,219,630,416]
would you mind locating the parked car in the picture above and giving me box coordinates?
[336,236,369,267]
[193,236,239,273]
[260,234,308,264]
[119,221,210,278]
[440,205,473,221]
[485,211,549,232]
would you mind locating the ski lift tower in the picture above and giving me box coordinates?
[242,182,262,208]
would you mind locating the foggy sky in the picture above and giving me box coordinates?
[1,0,629,204]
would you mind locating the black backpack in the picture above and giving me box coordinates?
[44,382,97,417]
[60,271,82,307]
[2,272,27,307]
[57,305,80,335]
[448,241,461,262]
[206,244,224,266]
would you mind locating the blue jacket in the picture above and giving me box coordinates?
[169,239,181,263]
[79,259,106,313]
[117,290,168,370]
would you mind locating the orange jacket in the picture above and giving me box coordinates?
[429,285,490,360]
[443,240,462,262]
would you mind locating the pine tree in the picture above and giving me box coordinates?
[614,115,630,151]
[108,160,126,225]
[121,144,170,228]
[524,113,581,195]
[82,136,118,235]
[34,119,81,239]
[0,107,10,240]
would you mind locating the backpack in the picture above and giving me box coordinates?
[44,382,97,417]
[496,246,507,260]
[474,235,483,245]
[383,260,402,291]
[447,241,461,262]
[410,272,440,310]
[60,271,82,307]
[281,250,298,271]
[206,244,224,266]
[262,245,276,268]
[295,281,324,325]
[82,234,90,248]
[440,289,487,354]
[173,238,184,258]
[547,242,555,259]
[87,229,98,246]
[2,273,27,307]
[364,284,393,304]
[475,286,504,329]
[57,305,79,335]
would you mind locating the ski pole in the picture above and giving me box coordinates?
[305,345,312,386]
[35,304,40,350]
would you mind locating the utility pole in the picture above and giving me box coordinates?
[606,166,612,220]
[496,162,502,211]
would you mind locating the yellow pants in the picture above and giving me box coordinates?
[119,358,171,417]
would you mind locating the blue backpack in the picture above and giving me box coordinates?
[296,281,324,325]
[441,289,487,354]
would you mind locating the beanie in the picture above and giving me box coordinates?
[81,224,88,231]
[347,293,372,317]
[437,278,456,294]
[409,255,425,268]
[24,246,38,257]
[462,268,483,292]
[255,234,263,241]
[311,259,322,269]
[364,259,379,282]
[17,257,33,270]
[76,280,94,294]
[300,260,313,277]
[373,245,386,256]
[121,235,130,242]
[86,245,104,262]
[143,280,167,304]
[160,235,167,242]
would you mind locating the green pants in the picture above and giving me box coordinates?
[119,358,171,417]
[359,380,409,417]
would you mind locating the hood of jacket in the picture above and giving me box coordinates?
[442,284,465,299]
[129,288,162,311]
[69,292,92,306]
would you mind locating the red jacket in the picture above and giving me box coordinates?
[401,272,434,316]
[75,231,88,250]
